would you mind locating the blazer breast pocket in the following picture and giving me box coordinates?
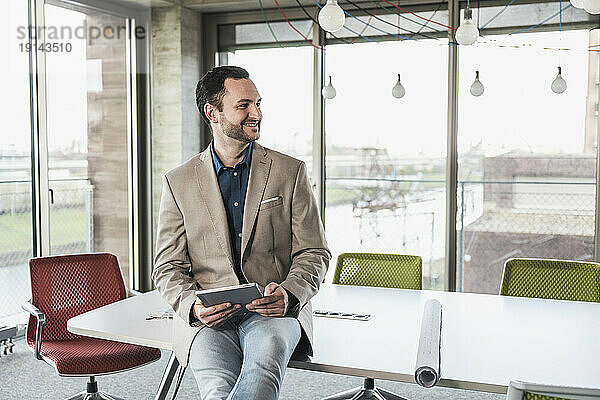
[260,195,283,211]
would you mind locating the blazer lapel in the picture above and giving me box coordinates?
[194,148,235,269]
[242,143,272,258]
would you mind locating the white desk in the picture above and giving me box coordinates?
[68,285,600,397]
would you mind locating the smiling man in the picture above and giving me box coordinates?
[153,66,330,400]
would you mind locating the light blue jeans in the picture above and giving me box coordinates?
[189,312,301,400]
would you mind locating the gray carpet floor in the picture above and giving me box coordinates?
[1,339,505,400]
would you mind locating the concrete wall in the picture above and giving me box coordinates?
[151,4,203,240]
[181,7,202,161]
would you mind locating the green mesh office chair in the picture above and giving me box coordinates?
[333,253,422,290]
[500,258,600,302]
[506,380,600,400]
[324,253,422,400]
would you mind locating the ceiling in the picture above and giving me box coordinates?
[107,0,442,14]
[184,0,320,13]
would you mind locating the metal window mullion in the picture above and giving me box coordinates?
[126,18,139,291]
[201,14,219,149]
[29,0,50,257]
[313,24,325,224]
[445,0,459,292]
[594,29,600,262]
[138,13,154,292]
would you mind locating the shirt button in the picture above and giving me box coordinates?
[234,201,239,207]
[238,233,242,238]
[233,172,238,177]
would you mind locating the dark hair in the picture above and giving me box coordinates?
[196,66,250,126]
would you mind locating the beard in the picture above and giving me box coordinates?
[220,114,260,144]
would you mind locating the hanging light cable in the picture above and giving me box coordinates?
[272,0,323,49]
[311,0,376,42]
[509,3,571,35]
[349,0,444,40]
[379,0,455,30]
[552,1,567,94]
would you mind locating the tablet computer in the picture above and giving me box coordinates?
[195,282,263,307]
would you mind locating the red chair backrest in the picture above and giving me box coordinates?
[27,253,127,345]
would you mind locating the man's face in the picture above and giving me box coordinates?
[216,78,262,143]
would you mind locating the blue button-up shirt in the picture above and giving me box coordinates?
[210,142,252,284]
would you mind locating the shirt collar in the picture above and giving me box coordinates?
[210,142,253,174]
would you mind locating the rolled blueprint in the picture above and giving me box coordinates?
[414,299,442,388]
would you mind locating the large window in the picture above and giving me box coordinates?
[208,2,600,292]
[457,29,597,294]
[0,0,33,327]
[325,38,448,288]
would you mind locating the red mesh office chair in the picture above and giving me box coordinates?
[22,253,161,399]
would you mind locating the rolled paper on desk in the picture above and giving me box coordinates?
[414,299,442,388]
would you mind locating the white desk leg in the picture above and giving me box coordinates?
[155,352,181,400]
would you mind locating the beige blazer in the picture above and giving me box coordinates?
[153,143,330,365]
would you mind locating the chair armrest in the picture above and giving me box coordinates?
[21,301,45,360]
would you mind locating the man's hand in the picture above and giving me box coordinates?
[246,282,288,317]
[194,301,241,328]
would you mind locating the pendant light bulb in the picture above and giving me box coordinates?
[322,76,337,99]
[455,9,479,46]
[583,0,600,13]
[470,71,484,97]
[570,0,584,8]
[318,0,345,33]
[392,74,406,99]
[551,66,567,94]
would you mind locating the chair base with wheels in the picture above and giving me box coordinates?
[323,378,409,400]
[65,377,123,400]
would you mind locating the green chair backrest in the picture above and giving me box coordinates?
[507,381,600,400]
[522,393,572,400]
[332,253,422,290]
[500,258,600,302]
